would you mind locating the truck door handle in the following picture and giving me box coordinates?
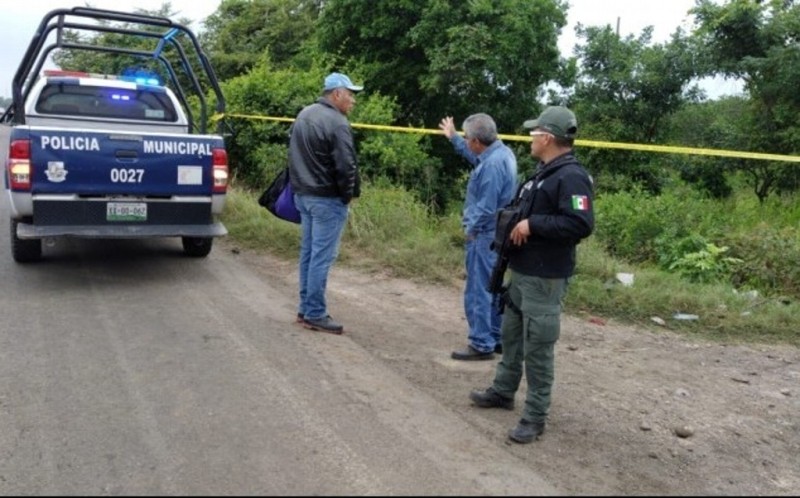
[115,150,138,162]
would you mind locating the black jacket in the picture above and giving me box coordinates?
[507,152,594,278]
[288,97,360,204]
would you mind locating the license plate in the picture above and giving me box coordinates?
[107,202,147,222]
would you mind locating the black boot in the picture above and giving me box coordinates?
[451,345,494,361]
[508,419,545,444]
[468,387,514,410]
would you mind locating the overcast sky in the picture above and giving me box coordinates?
[0,0,741,101]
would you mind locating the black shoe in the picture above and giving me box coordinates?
[303,315,344,334]
[451,345,494,361]
[494,343,503,354]
[508,419,545,444]
[469,387,514,410]
[295,313,305,324]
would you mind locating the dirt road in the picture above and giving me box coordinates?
[240,241,800,495]
[0,222,552,495]
[1,214,796,494]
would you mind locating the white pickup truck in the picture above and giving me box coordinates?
[1,7,230,262]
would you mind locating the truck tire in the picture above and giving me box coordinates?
[10,218,42,263]
[182,236,213,258]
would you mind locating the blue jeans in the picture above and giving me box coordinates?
[464,231,502,353]
[295,194,349,321]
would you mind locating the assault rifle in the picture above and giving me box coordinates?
[488,207,523,296]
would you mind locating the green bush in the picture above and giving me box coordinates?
[221,59,323,186]
[724,225,800,298]
[594,186,705,263]
[655,232,708,271]
[593,182,800,300]
[220,59,450,209]
[668,242,743,284]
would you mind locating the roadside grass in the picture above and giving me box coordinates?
[573,238,799,345]
[220,184,301,259]
[222,183,463,283]
[222,184,800,347]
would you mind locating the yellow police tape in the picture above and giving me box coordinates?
[214,113,800,163]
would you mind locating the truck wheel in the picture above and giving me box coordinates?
[10,218,42,263]
[182,236,213,258]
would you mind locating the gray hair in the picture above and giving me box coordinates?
[462,113,498,146]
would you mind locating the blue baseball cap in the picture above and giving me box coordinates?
[323,72,364,92]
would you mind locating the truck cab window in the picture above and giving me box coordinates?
[35,80,178,122]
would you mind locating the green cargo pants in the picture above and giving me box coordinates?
[492,270,568,423]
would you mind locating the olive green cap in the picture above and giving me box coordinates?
[523,106,578,139]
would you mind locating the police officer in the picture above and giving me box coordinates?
[468,106,594,444]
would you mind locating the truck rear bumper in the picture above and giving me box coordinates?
[16,222,227,239]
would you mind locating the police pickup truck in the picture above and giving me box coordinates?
[1,7,230,262]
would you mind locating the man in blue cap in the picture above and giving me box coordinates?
[289,72,364,334]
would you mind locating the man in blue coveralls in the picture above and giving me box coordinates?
[439,113,518,360]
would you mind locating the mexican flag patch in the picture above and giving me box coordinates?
[572,195,590,211]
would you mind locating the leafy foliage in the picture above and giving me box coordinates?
[315,0,570,209]
[662,97,749,199]
[691,0,800,202]
[569,24,702,194]
[200,0,323,80]
[220,57,443,205]
[668,242,743,283]
[724,225,800,297]
[594,186,706,264]
[220,59,324,186]
[595,183,800,300]
[317,0,567,129]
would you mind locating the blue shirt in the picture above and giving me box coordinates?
[450,135,518,235]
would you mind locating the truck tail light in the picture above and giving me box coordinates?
[212,148,228,193]
[8,139,32,191]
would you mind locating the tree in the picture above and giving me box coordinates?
[692,0,800,202]
[316,0,568,130]
[568,24,702,194]
[201,0,323,80]
[315,0,568,209]
[663,97,752,199]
